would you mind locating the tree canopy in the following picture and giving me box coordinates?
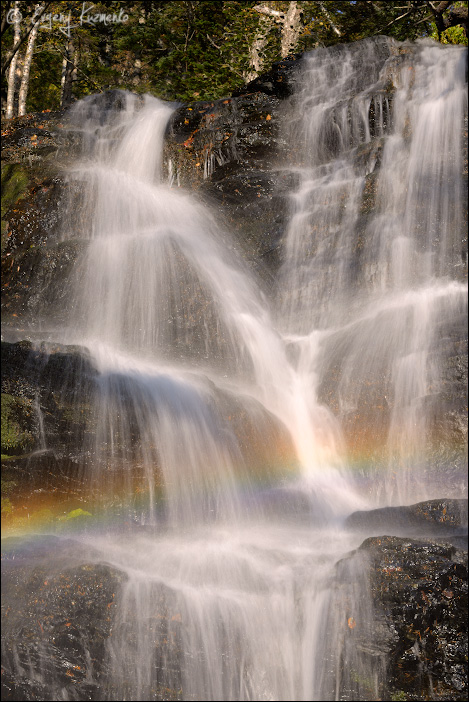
[1,1,467,116]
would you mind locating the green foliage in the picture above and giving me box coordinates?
[1,1,467,111]
[1,394,34,456]
[430,22,468,45]
[119,1,262,101]
[27,50,62,112]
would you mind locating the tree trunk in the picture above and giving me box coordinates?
[2,2,52,78]
[6,1,21,118]
[18,6,40,116]
[60,39,75,109]
[318,1,342,37]
[280,1,303,58]
[245,16,274,82]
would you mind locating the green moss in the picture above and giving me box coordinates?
[1,497,13,515]
[1,394,35,456]
[58,508,93,522]
[1,476,18,496]
[391,692,408,701]
[1,164,30,251]
[430,22,468,46]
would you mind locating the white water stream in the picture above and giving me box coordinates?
[4,38,467,701]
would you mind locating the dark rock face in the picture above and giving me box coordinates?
[232,55,303,98]
[165,87,295,278]
[359,535,468,701]
[1,112,84,328]
[345,499,468,546]
[1,341,98,508]
[1,535,127,701]
[334,501,468,701]
[0,340,95,517]
[0,534,190,701]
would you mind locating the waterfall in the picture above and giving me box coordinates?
[2,37,467,701]
[63,89,362,525]
[279,37,468,506]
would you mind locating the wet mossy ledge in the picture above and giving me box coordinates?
[1,340,96,453]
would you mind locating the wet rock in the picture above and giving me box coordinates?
[1,393,36,456]
[1,535,127,701]
[345,499,468,543]
[232,55,304,98]
[165,90,292,278]
[359,535,468,701]
[1,112,84,327]
[1,111,70,166]
[1,341,97,460]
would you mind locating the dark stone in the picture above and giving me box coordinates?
[232,55,304,98]
[359,535,468,701]
[345,499,469,542]
[166,90,292,279]
[1,111,68,164]
[1,535,127,701]
[1,341,98,459]
[1,112,84,327]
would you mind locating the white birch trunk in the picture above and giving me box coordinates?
[318,1,342,36]
[245,16,274,82]
[60,40,75,108]
[6,1,21,119]
[280,1,303,58]
[18,8,40,116]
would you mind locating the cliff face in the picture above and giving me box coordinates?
[2,40,467,491]
[1,39,467,702]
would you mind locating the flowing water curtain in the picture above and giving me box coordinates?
[63,91,305,526]
[279,37,468,505]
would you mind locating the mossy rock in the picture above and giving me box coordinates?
[1,164,30,252]
[60,508,93,521]
[56,508,93,532]
[1,497,13,516]
[1,393,35,456]
[1,475,18,496]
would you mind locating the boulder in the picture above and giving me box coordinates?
[1,535,127,701]
[345,499,468,546]
[359,535,468,701]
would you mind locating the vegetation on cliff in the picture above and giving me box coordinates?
[1,1,467,115]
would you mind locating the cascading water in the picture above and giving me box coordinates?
[64,88,360,526]
[59,87,367,701]
[2,37,467,701]
[279,37,467,506]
